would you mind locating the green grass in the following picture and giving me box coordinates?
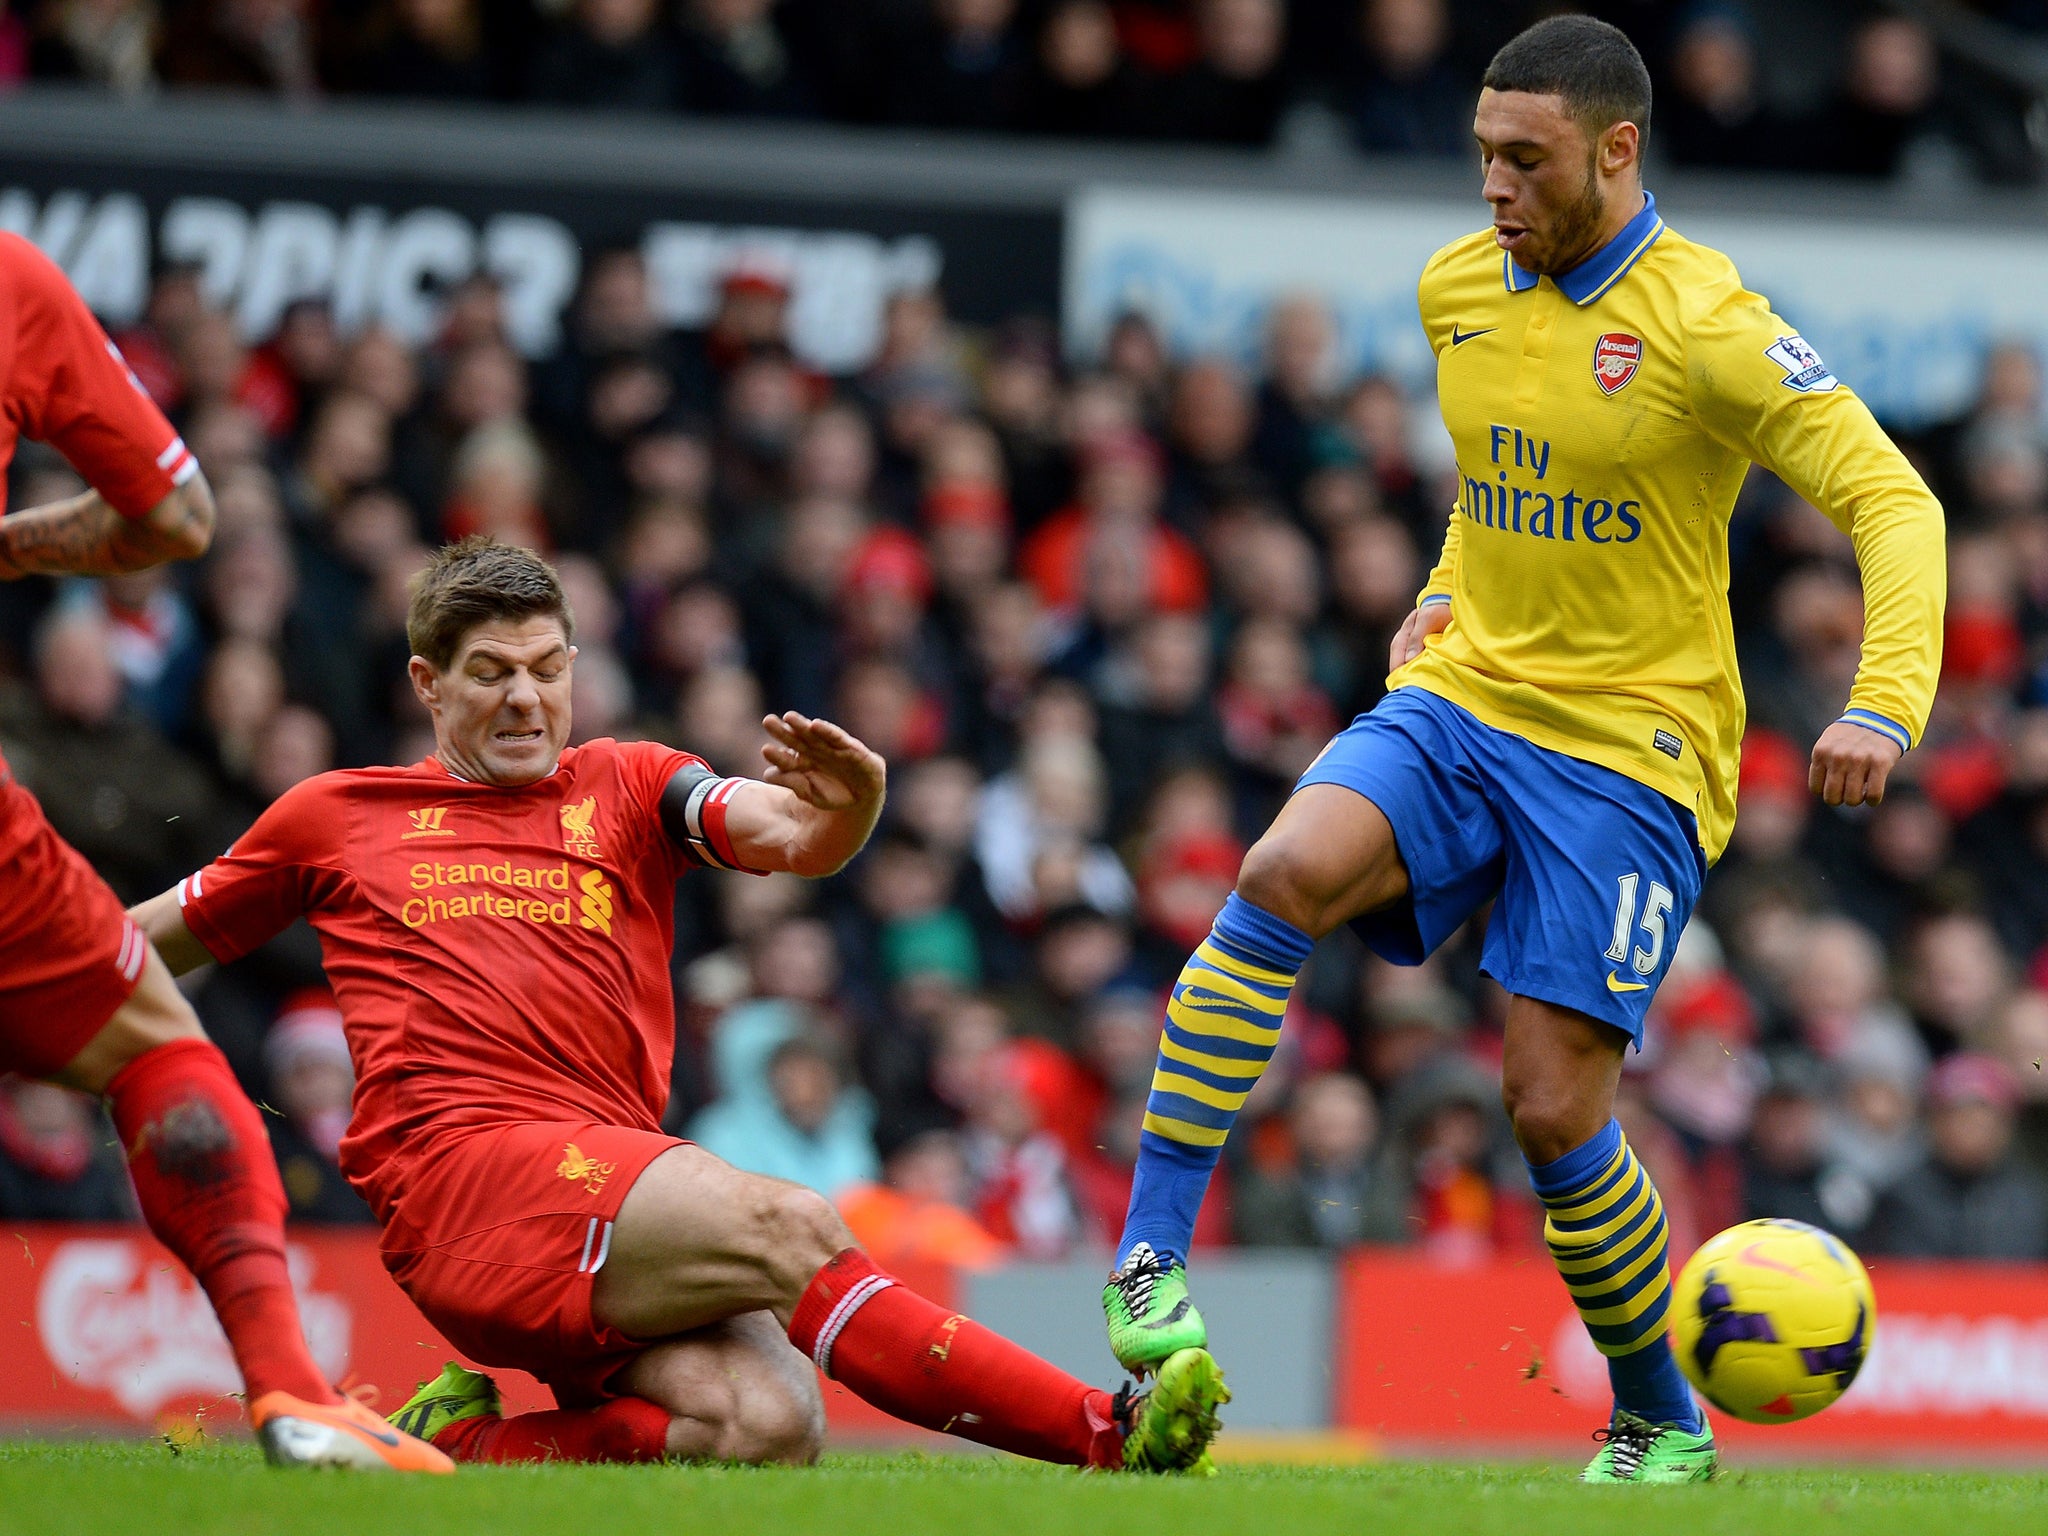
[0,1442,2043,1536]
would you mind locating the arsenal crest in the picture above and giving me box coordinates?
[1593,332,1643,395]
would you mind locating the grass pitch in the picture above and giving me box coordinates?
[1,1441,2043,1536]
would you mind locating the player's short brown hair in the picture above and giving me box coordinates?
[1482,14,1652,143]
[407,536,574,670]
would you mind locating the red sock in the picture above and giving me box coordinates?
[788,1249,1124,1468]
[432,1399,671,1464]
[106,1038,337,1406]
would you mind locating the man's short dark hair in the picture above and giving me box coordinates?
[407,535,574,670]
[1482,14,1652,143]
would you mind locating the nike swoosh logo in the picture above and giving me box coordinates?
[1175,989,1243,1012]
[1739,1241,1819,1283]
[1605,973,1649,994]
[1142,1299,1194,1329]
[1450,325,1497,347]
[349,1422,404,1448]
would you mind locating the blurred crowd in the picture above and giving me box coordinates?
[2,0,2044,183]
[4,223,2048,1270]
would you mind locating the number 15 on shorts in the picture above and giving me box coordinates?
[1604,872,1672,992]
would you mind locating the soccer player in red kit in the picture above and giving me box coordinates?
[0,232,450,1471]
[131,536,1228,1470]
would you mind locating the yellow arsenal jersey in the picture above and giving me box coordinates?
[1395,192,1946,862]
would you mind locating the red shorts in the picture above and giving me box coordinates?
[376,1120,683,1405]
[0,773,149,1077]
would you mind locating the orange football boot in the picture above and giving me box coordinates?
[249,1390,457,1472]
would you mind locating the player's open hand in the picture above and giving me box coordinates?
[1389,601,1454,673]
[1809,720,1903,807]
[760,711,887,813]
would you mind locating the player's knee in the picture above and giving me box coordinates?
[751,1181,854,1297]
[732,1365,825,1466]
[1233,836,1323,934]
[1502,1076,1590,1167]
[781,1182,855,1265]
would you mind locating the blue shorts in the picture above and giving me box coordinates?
[1295,687,1705,1045]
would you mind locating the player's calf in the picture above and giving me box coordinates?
[63,951,344,1414]
[616,1314,825,1464]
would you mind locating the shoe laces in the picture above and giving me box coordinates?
[1112,1242,1168,1316]
[1592,1413,1662,1479]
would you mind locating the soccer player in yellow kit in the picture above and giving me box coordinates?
[1101,15,1945,1482]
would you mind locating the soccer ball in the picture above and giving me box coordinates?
[1669,1218,1876,1424]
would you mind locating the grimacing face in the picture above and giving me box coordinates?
[1473,87,1637,276]
[410,615,575,786]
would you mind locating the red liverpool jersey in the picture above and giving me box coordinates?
[176,739,707,1222]
[0,232,193,516]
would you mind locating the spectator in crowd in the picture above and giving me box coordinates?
[344,0,491,100]
[1345,0,1471,157]
[264,990,376,1224]
[0,607,223,901]
[158,0,319,97]
[958,1039,1087,1258]
[1019,0,1152,138]
[0,1079,135,1221]
[675,0,816,117]
[1742,1056,1873,1237]
[1253,294,1341,499]
[1659,3,1789,172]
[30,0,161,94]
[1157,0,1288,146]
[526,0,680,111]
[1808,13,1945,179]
[889,0,1030,131]
[1868,1054,2048,1258]
[690,1001,880,1198]
[838,1129,1009,1270]
[1233,1070,1400,1247]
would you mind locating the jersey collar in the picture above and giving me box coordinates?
[1503,191,1663,306]
[429,754,560,785]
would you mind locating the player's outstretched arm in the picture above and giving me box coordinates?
[663,713,886,878]
[0,471,215,580]
[127,887,222,977]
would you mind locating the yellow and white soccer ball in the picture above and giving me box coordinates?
[1670,1218,1877,1424]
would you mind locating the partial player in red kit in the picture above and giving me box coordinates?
[0,232,451,1473]
[133,537,1228,1470]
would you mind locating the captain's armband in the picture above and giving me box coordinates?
[659,763,754,872]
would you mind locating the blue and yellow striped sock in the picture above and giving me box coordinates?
[1116,893,1312,1269]
[1527,1118,1701,1431]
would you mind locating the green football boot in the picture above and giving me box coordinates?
[1581,1407,1717,1484]
[1103,1242,1208,1375]
[1118,1346,1231,1474]
[389,1361,501,1446]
